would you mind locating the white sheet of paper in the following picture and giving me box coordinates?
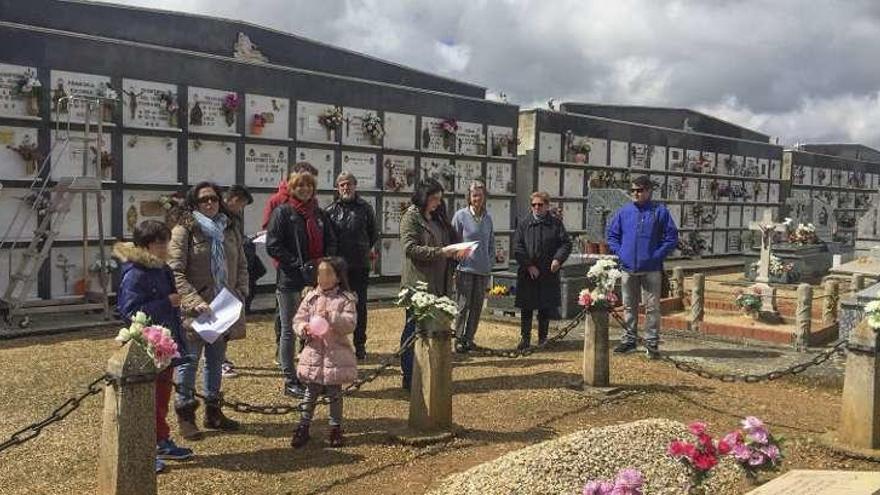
[444,241,479,252]
[252,232,266,244]
[191,288,243,344]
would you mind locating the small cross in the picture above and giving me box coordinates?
[748,209,788,283]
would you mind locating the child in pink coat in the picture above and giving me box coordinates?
[291,256,358,448]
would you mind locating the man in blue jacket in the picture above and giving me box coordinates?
[606,175,678,358]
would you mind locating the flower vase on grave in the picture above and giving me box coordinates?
[102,102,114,122]
[575,152,587,164]
[598,242,609,255]
[586,242,599,254]
[26,95,40,116]
[325,126,334,142]
[443,133,455,153]
[251,123,264,136]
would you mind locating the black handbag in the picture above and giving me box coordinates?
[293,228,317,285]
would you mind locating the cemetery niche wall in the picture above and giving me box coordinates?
[0,7,518,299]
[517,106,785,258]
[784,144,880,254]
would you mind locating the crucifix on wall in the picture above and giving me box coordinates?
[748,209,788,284]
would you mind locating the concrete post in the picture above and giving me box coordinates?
[823,279,840,325]
[409,318,453,433]
[582,309,610,388]
[671,267,685,301]
[829,319,880,458]
[853,274,867,294]
[97,341,157,495]
[690,273,705,331]
[795,283,812,351]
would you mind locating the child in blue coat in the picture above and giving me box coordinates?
[115,220,193,473]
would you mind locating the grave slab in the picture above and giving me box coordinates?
[745,469,880,495]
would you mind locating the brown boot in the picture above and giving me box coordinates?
[175,401,203,441]
[290,422,310,449]
[328,425,344,448]
[204,397,240,431]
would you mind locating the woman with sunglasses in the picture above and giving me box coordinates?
[512,191,572,350]
[168,181,249,439]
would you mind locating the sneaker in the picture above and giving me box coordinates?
[155,458,167,474]
[355,348,367,361]
[613,341,637,354]
[157,438,194,461]
[284,382,305,399]
[221,361,238,378]
[645,344,661,360]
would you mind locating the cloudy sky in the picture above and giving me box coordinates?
[105,0,880,148]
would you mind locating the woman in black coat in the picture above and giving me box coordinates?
[512,191,572,349]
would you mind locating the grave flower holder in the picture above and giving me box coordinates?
[16,73,42,117]
[8,142,43,176]
[222,93,240,127]
[250,113,266,135]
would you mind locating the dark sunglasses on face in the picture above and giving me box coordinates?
[531,202,546,207]
[197,195,220,204]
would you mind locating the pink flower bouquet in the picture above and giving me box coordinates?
[723,416,783,479]
[115,311,180,370]
[583,468,644,495]
[667,422,731,488]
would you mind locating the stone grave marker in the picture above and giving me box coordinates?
[585,188,629,242]
[747,209,789,317]
[746,470,880,494]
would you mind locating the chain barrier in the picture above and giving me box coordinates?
[608,309,847,383]
[469,309,587,358]
[173,331,420,415]
[0,374,110,454]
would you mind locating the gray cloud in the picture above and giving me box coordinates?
[103,0,880,148]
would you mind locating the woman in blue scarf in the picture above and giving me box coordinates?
[168,181,249,440]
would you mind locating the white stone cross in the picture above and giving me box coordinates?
[749,209,789,283]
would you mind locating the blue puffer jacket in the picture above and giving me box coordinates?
[114,242,187,361]
[606,201,679,273]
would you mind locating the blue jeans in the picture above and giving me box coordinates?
[277,289,302,387]
[175,336,227,405]
[400,310,415,387]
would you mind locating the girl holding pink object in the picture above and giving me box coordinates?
[290,256,358,448]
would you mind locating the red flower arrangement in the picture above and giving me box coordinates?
[667,421,732,491]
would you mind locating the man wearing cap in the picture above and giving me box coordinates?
[606,175,678,359]
[325,171,378,360]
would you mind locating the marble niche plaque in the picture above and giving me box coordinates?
[295,148,336,190]
[456,121,486,156]
[538,166,561,197]
[630,143,650,169]
[50,246,88,298]
[421,116,455,154]
[122,189,171,237]
[685,149,702,173]
[187,139,236,185]
[297,100,338,143]
[0,63,41,119]
[494,235,510,269]
[341,151,378,190]
[727,230,742,252]
[610,140,629,168]
[384,112,416,150]
[487,125,515,158]
[538,131,561,162]
[244,144,288,188]
[563,169,585,197]
[420,156,455,192]
[758,158,770,178]
[381,155,416,193]
[121,79,179,130]
[56,189,112,241]
[50,130,113,180]
[380,238,402,276]
[713,231,727,255]
[0,187,37,242]
[188,86,238,135]
[455,160,483,193]
[342,106,381,147]
[486,161,514,194]
[588,137,608,166]
[382,196,411,234]
[50,70,114,124]
[769,159,781,180]
[714,205,728,228]
[562,202,584,231]
[668,147,685,171]
[729,206,742,228]
[122,134,178,184]
[650,145,667,171]
[0,126,40,179]
[702,152,716,174]
[487,198,512,231]
[0,248,38,300]
[245,94,290,140]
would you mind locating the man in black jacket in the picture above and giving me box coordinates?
[326,171,378,360]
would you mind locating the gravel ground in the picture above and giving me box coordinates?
[428,418,742,495]
[0,306,877,494]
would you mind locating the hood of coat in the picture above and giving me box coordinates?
[113,242,166,269]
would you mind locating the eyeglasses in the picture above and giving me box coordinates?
[531,202,546,207]
[197,196,220,204]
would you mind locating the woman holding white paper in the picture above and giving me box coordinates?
[169,181,248,438]
[451,180,494,353]
[398,178,466,390]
